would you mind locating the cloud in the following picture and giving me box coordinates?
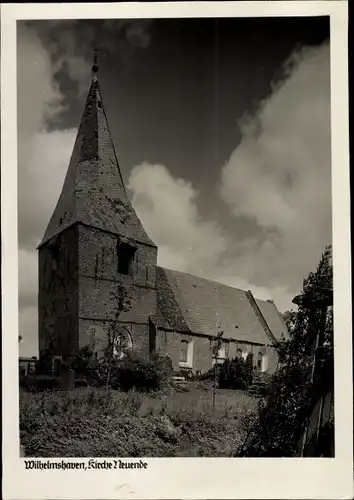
[18,250,38,357]
[128,163,295,312]
[18,129,76,250]
[220,43,331,294]
[18,24,77,355]
[127,163,227,277]
[24,20,153,95]
[17,23,65,135]
[128,43,331,313]
[18,23,76,249]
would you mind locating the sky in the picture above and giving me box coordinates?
[18,17,331,357]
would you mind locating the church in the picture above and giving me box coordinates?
[38,58,288,376]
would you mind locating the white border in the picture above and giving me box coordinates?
[1,2,352,499]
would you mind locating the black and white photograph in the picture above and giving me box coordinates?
[17,13,335,458]
[1,1,352,499]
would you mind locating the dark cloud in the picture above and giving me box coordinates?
[24,19,153,94]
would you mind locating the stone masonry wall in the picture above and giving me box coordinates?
[79,318,150,358]
[156,329,279,375]
[156,329,181,369]
[38,226,79,359]
[78,225,157,354]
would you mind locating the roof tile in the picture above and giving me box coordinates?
[157,267,285,344]
[39,79,155,248]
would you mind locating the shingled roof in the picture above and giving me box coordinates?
[39,72,155,248]
[156,267,286,345]
[255,299,289,341]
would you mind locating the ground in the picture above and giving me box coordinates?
[20,384,258,457]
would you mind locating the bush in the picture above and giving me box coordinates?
[218,357,249,390]
[236,246,334,457]
[245,353,254,386]
[36,349,54,376]
[20,374,60,392]
[75,379,89,388]
[109,351,171,392]
[70,346,94,377]
[197,367,216,381]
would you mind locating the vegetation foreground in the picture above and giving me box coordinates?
[20,246,333,458]
[20,385,257,457]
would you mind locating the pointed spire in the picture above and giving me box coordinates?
[92,48,99,81]
[39,53,156,248]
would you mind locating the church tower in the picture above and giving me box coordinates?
[38,53,158,361]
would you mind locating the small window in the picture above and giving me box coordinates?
[180,340,189,363]
[257,352,263,370]
[218,343,226,359]
[236,348,243,358]
[118,242,136,276]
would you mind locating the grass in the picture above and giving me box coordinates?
[20,384,257,457]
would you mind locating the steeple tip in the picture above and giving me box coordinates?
[92,48,99,80]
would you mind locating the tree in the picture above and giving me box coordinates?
[282,310,298,334]
[218,356,249,390]
[210,330,224,409]
[236,245,333,457]
[104,284,132,390]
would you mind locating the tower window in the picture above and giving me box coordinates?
[118,242,136,276]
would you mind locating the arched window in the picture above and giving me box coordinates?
[257,352,263,371]
[52,356,62,376]
[113,327,133,359]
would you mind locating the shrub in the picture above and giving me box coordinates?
[218,357,249,390]
[245,352,254,386]
[20,374,60,392]
[36,349,54,376]
[197,367,216,381]
[70,346,94,377]
[75,378,89,388]
[236,246,334,457]
[109,350,171,392]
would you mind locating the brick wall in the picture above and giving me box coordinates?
[79,318,150,358]
[156,329,279,375]
[77,225,157,355]
[38,221,280,373]
[156,329,181,368]
[38,226,79,359]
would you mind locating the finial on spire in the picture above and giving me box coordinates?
[92,48,99,80]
